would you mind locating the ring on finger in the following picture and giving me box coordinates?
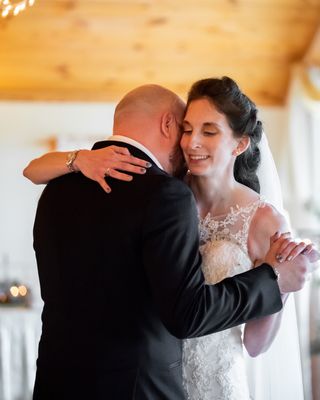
[105,167,111,177]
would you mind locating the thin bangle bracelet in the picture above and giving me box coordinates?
[66,150,80,172]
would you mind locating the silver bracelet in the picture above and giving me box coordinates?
[66,150,80,172]
[272,266,280,281]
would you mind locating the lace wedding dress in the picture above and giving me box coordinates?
[182,198,264,400]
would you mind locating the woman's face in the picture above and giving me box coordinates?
[180,98,238,177]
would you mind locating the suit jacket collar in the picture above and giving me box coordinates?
[108,135,163,169]
[91,140,168,175]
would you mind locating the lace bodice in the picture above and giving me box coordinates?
[200,199,265,252]
[183,198,265,400]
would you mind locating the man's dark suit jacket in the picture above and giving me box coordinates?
[33,140,282,400]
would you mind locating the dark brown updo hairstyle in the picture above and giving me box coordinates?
[186,76,263,193]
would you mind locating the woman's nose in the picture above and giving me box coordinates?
[189,134,202,149]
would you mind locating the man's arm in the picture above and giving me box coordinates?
[142,178,285,339]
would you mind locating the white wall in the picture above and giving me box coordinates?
[0,101,116,305]
[0,101,287,305]
[259,106,289,181]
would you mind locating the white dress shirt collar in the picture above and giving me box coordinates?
[106,135,164,170]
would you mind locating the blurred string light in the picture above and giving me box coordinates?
[9,285,28,297]
[1,0,36,18]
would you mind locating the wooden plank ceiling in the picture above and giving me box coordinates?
[0,0,320,105]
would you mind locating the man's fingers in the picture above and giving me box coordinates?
[304,246,320,263]
[270,231,291,245]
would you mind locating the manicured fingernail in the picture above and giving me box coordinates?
[146,162,152,168]
[276,254,283,262]
[141,168,146,173]
[287,256,293,261]
[106,188,111,193]
[273,231,280,239]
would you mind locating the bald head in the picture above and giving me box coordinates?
[112,84,186,174]
[114,84,184,127]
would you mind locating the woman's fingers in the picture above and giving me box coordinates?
[274,237,294,256]
[97,177,111,193]
[276,239,312,262]
[106,168,133,182]
[112,146,131,156]
[117,161,147,175]
[282,241,307,261]
[112,146,151,169]
[268,231,319,266]
[77,146,152,192]
[302,243,313,255]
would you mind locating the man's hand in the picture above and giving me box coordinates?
[263,232,310,293]
[275,255,309,293]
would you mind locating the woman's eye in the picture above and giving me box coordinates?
[203,131,217,136]
[182,129,192,135]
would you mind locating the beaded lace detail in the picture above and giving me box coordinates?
[183,197,265,400]
[200,198,265,252]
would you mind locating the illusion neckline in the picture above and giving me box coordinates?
[199,196,264,222]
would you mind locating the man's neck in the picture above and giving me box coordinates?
[107,135,164,170]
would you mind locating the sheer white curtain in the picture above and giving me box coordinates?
[286,66,320,231]
[286,65,320,400]
[245,67,320,400]
[245,133,304,400]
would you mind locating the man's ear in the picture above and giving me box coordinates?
[160,112,175,138]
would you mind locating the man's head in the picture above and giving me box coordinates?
[113,84,186,175]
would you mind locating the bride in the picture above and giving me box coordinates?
[24,76,317,399]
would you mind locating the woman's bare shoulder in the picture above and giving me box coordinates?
[248,202,288,261]
[254,202,287,232]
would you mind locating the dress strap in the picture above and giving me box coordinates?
[237,197,266,253]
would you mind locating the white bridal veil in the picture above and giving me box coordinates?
[244,132,304,400]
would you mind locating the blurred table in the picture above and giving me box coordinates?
[0,307,41,400]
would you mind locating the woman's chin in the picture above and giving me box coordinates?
[187,168,207,177]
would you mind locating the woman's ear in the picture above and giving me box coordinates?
[233,136,250,156]
[160,112,175,138]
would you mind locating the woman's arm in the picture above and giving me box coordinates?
[23,145,151,193]
[243,204,309,357]
[23,151,74,184]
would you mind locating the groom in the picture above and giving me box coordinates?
[32,84,308,399]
